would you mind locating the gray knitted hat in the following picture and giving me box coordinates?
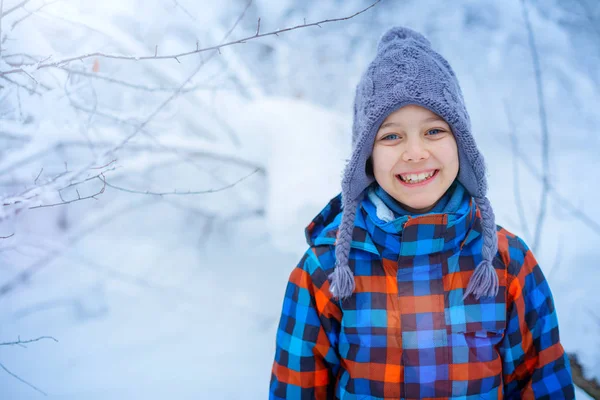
[330,26,498,301]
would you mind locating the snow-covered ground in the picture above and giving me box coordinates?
[1,0,599,398]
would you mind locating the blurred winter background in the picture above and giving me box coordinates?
[0,0,599,398]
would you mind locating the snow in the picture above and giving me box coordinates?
[1,0,598,398]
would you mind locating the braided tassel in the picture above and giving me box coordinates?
[464,196,499,300]
[329,197,359,300]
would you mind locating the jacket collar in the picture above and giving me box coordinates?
[305,188,481,259]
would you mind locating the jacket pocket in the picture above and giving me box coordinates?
[443,253,506,398]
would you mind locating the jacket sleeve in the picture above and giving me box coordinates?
[499,237,575,399]
[270,248,342,399]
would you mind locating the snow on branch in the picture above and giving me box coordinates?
[0,1,381,77]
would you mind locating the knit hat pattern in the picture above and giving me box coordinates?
[331,26,498,301]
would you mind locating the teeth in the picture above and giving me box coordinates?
[400,170,436,183]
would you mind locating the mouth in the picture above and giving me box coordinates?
[396,169,439,187]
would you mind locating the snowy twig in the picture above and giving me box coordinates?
[0,0,381,77]
[0,74,43,95]
[54,0,259,189]
[100,167,259,196]
[59,67,225,93]
[7,0,60,32]
[2,165,115,213]
[0,197,156,298]
[0,140,264,175]
[29,174,106,209]
[521,0,550,254]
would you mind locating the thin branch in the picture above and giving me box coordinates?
[521,0,550,254]
[0,73,48,94]
[0,362,47,396]
[504,100,532,241]
[101,167,259,196]
[1,233,14,239]
[0,336,58,346]
[2,166,115,210]
[57,67,227,93]
[546,234,563,280]
[0,0,30,18]
[0,0,381,77]
[223,0,252,43]
[34,167,43,184]
[28,174,106,209]
[504,139,600,236]
[574,0,600,39]
[0,140,263,176]
[9,0,61,32]
[51,0,268,188]
[90,159,116,170]
[0,336,57,396]
[0,0,4,59]
[0,197,156,298]
[171,0,196,21]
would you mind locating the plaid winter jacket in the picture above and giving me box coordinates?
[270,192,574,399]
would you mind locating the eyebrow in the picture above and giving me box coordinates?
[379,116,446,130]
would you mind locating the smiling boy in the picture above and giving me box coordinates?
[270,27,574,399]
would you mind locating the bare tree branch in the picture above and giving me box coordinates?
[0,336,58,347]
[2,164,116,213]
[546,234,563,280]
[100,167,259,196]
[58,67,230,93]
[0,0,381,77]
[0,196,156,298]
[7,0,61,33]
[0,362,47,396]
[0,0,4,58]
[574,0,600,39]
[34,167,43,184]
[45,0,264,190]
[521,0,550,254]
[0,336,58,396]
[502,140,600,236]
[0,73,48,93]
[504,100,532,241]
[0,0,31,18]
[1,233,14,239]
[29,175,105,209]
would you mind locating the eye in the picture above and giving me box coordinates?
[426,128,445,136]
[381,133,400,140]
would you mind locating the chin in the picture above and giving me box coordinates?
[394,194,438,213]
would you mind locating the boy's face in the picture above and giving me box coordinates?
[371,105,459,213]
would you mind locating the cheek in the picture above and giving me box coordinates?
[371,147,397,175]
[438,140,459,171]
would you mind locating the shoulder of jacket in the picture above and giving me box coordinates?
[296,246,336,286]
[495,224,535,279]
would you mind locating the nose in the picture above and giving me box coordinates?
[401,137,429,162]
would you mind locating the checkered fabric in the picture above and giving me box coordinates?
[270,193,574,399]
